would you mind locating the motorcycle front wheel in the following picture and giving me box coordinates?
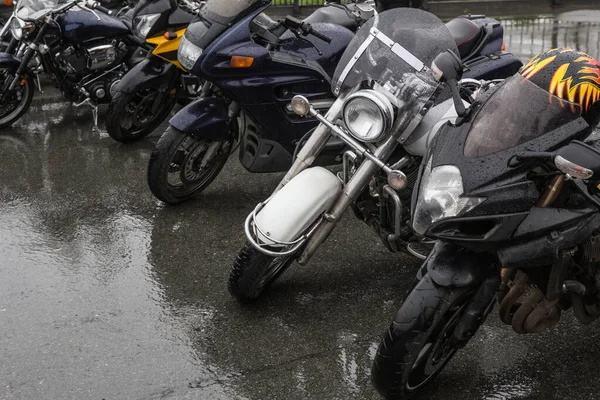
[228,242,295,303]
[0,67,34,128]
[371,274,474,399]
[105,83,179,143]
[147,126,233,204]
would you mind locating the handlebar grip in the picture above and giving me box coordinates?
[95,4,113,15]
[310,29,333,44]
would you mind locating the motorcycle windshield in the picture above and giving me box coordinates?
[16,0,66,21]
[194,0,266,24]
[464,74,583,158]
[332,8,457,120]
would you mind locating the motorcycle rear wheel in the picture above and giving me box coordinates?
[106,84,178,143]
[371,274,474,399]
[228,242,295,303]
[0,67,34,129]
[147,126,233,204]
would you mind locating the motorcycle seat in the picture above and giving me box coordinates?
[303,6,357,31]
[446,17,483,59]
[168,7,194,28]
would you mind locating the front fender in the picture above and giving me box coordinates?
[426,242,491,288]
[114,56,180,95]
[0,52,22,69]
[169,96,231,139]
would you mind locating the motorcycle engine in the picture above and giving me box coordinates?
[56,40,129,103]
[57,40,128,75]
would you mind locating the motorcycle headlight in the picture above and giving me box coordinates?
[178,34,203,71]
[134,13,160,38]
[413,158,486,236]
[342,90,394,142]
[10,17,25,40]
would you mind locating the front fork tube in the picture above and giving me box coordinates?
[297,134,400,265]
[4,23,48,95]
[275,98,345,191]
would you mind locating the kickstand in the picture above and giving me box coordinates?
[73,98,99,129]
[35,74,43,94]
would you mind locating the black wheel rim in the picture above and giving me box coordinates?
[165,135,232,197]
[120,87,173,136]
[406,302,468,391]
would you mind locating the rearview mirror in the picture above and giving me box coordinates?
[432,50,465,116]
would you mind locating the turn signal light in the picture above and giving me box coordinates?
[501,41,506,51]
[164,31,177,40]
[230,56,254,68]
[4,0,13,6]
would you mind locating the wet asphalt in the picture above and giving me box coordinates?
[2,86,600,400]
[5,11,600,396]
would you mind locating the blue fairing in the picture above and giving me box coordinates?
[56,7,130,44]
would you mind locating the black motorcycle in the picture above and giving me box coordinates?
[104,0,202,143]
[371,49,600,399]
[0,0,146,128]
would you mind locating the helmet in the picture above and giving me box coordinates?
[520,48,600,127]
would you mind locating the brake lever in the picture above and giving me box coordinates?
[290,29,322,55]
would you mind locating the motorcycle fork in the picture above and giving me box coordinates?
[297,134,400,264]
[275,97,345,191]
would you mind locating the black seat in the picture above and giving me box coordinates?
[167,7,194,28]
[446,17,482,59]
[303,7,357,32]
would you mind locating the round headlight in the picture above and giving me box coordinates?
[342,90,394,142]
[10,17,25,40]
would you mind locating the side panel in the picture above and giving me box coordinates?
[169,97,230,139]
[146,27,187,70]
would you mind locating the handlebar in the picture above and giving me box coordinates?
[284,16,333,44]
[84,1,113,15]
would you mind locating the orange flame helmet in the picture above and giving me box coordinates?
[520,48,600,127]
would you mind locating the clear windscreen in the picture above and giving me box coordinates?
[16,0,66,20]
[464,74,583,158]
[332,8,458,113]
[199,0,260,19]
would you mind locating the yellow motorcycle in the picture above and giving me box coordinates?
[106,0,201,143]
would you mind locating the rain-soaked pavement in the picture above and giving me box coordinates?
[3,15,600,400]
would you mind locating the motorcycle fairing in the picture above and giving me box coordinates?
[169,96,231,139]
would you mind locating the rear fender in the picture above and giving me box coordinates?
[169,96,231,139]
[114,56,180,95]
[426,242,491,288]
[253,167,342,245]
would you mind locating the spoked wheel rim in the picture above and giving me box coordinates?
[121,87,173,136]
[166,135,233,197]
[0,71,30,125]
[406,302,468,391]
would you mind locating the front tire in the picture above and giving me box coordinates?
[147,126,233,204]
[0,67,34,128]
[371,274,474,399]
[105,83,179,143]
[228,242,295,303]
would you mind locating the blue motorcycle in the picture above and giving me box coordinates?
[147,0,522,204]
[0,0,144,128]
